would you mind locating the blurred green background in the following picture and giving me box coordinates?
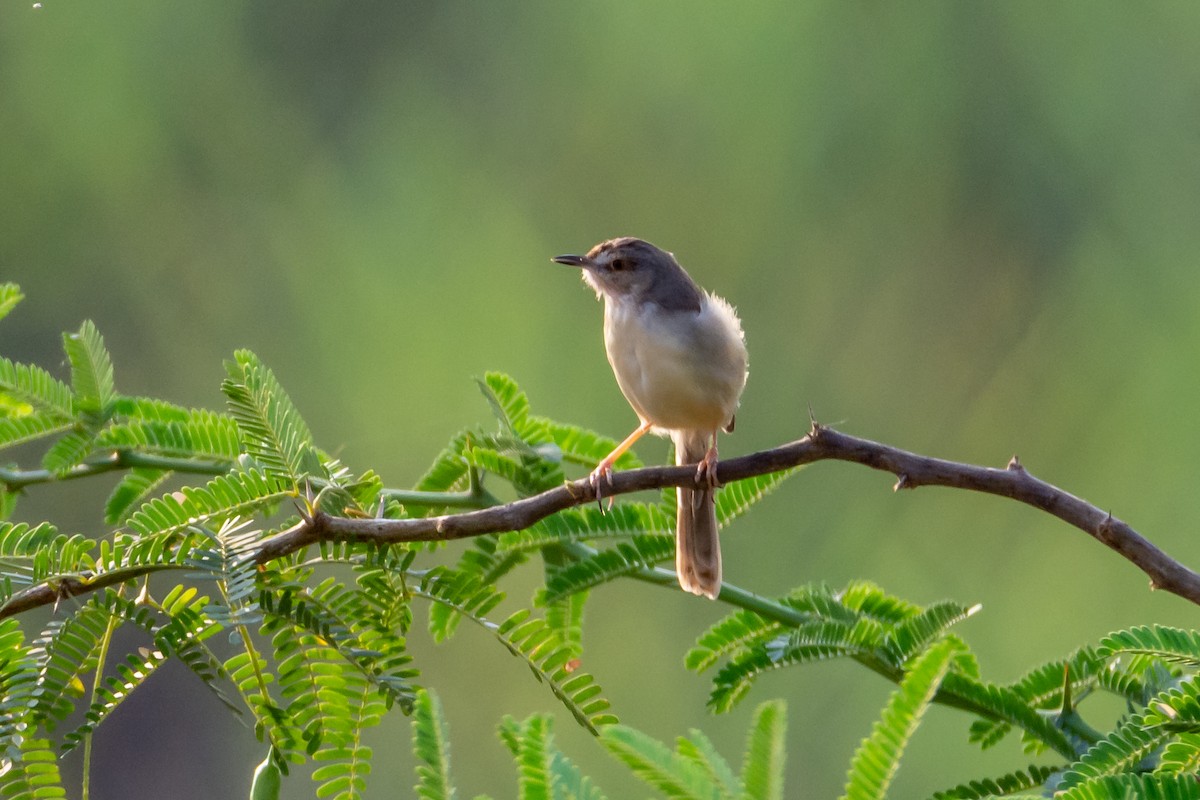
[4,2,1200,797]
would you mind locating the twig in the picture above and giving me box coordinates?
[4,421,1198,619]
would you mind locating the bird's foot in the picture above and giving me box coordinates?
[588,459,617,512]
[695,446,721,492]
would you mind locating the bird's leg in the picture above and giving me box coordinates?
[694,429,721,492]
[590,420,653,509]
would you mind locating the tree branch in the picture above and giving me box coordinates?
[4,422,1197,619]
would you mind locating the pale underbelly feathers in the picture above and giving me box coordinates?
[603,295,748,433]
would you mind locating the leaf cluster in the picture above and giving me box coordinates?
[5,283,1200,800]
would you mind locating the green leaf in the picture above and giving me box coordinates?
[104,467,172,525]
[416,572,616,733]
[1058,705,1175,789]
[740,700,787,800]
[478,373,534,438]
[601,724,724,800]
[110,395,190,421]
[26,600,114,728]
[61,647,172,752]
[0,520,96,595]
[222,350,322,486]
[514,714,555,800]
[931,764,1059,799]
[413,689,457,800]
[881,600,979,667]
[677,731,738,800]
[126,468,290,538]
[1053,774,1200,800]
[499,714,610,800]
[0,356,74,419]
[707,618,886,714]
[95,409,241,462]
[63,320,116,418]
[939,672,1075,758]
[0,736,67,799]
[0,283,23,322]
[41,426,102,473]
[541,536,675,604]
[542,546,587,659]
[839,637,958,800]
[544,420,643,471]
[1159,732,1200,773]
[501,503,672,553]
[0,412,74,452]
[1097,626,1200,667]
[686,609,780,674]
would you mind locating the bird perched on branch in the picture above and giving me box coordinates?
[553,237,748,599]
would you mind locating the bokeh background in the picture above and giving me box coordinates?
[4,3,1200,798]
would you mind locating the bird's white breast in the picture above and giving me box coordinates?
[603,293,748,433]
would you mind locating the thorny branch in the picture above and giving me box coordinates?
[4,422,1198,619]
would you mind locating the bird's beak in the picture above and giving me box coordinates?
[551,254,590,268]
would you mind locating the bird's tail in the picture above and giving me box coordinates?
[674,430,721,599]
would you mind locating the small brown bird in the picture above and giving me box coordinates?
[553,238,748,599]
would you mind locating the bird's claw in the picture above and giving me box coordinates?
[589,462,616,512]
[695,446,721,492]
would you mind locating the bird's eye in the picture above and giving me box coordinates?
[610,258,630,271]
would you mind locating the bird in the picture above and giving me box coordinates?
[552,237,748,599]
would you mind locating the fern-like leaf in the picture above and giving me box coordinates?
[0,413,73,452]
[225,640,303,767]
[104,467,171,525]
[881,600,980,667]
[1159,732,1200,773]
[110,395,190,421]
[741,699,787,800]
[601,724,724,800]
[222,350,322,486]
[931,764,1059,799]
[542,536,675,604]
[63,320,116,419]
[61,647,171,753]
[413,689,457,800]
[939,672,1075,758]
[501,503,672,553]
[1053,774,1200,800]
[95,410,240,462]
[686,609,780,674]
[708,619,886,714]
[1097,626,1200,667]
[0,521,95,598]
[676,731,738,800]
[544,420,643,471]
[499,713,611,800]
[0,619,36,757]
[840,637,958,800]
[416,573,616,733]
[0,736,67,799]
[1058,706,1174,789]
[127,468,289,538]
[0,283,23,322]
[27,600,114,728]
[0,356,74,419]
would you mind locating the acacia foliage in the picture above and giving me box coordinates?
[3,284,1200,799]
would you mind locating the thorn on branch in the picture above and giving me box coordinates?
[1007,455,1025,472]
[894,473,910,491]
